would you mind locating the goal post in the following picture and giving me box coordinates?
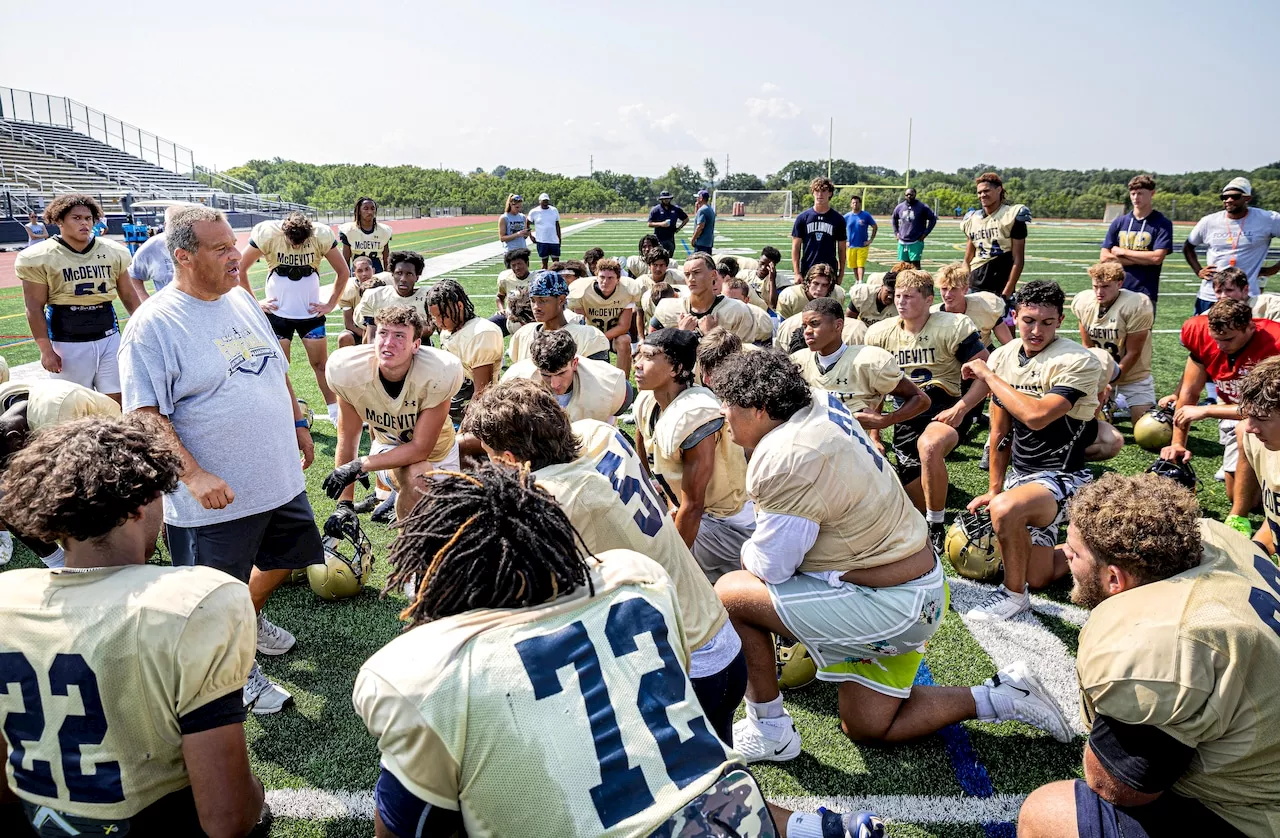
[1103,202,1125,223]
[712,190,794,220]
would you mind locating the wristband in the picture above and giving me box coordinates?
[1225,514,1252,536]
[295,419,310,429]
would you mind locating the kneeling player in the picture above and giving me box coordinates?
[568,257,640,373]
[952,281,1103,620]
[1231,356,1280,548]
[710,350,1071,761]
[0,415,267,837]
[1018,473,1279,838]
[323,306,464,523]
[502,328,634,423]
[426,279,503,424]
[508,270,610,363]
[633,329,755,582]
[1072,261,1155,423]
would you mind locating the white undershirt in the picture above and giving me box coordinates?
[264,272,321,320]
[817,343,847,371]
[740,511,819,584]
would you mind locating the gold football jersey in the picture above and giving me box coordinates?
[15,236,132,306]
[0,566,254,820]
[632,387,747,518]
[773,313,868,354]
[865,311,981,397]
[249,219,337,272]
[440,316,504,383]
[1086,346,1119,398]
[353,548,735,838]
[791,345,904,413]
[747,390,928,572]
[846,275,897,325]
[508,321,610,364]
[501,357,628,423]
[536,421,729,651]
[326,344,463,460]
[1240,431,1280,550]
[0,354,8,384]
[338,220,393,263]
[746,305,775,343]
[0,379,120,429]
[933,292,1006,345]
[1249,294,1280,322]
[496,268,531,298]
[775,284,847,320]
[568,276,641,334]
[353,284,430,325]
[651,295,758,343]
[987,336,1101,422]
[1077,520,1280,838]
[337,281,363,311]
[651,293,688,329]
[961,202,1029,269]
[1071,288,1153,385]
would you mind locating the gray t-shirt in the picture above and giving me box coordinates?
[129,233,175,293]
[1188,208,1280,300]
[120,284,304,526]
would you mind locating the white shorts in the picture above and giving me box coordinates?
[369,439,461,489]
[1003,468,1092,548]
[1220,420,1239,473]
[52,332,120,394]
[1115,375,1156,409]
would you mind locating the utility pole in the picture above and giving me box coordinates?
[724,153,729,180]
[905,118,912,189]
[589,155,593,176]
[828,117,833,179]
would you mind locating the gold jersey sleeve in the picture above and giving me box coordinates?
[568,277,640,334]
[500,358,627,423]
[353,284,430,325]
[846,279,897,325]
[987,337,1101,422]
[1071,289,1153,385]
[353,548,735,838]
[932,292,1005,345]
[249,220,336,272]
[747,390,928,572]
[338,220,393,261]
[535,422,729,652]
[0,566,254,820]
[441,316,504,382]
[689,295,758,343]
[775,284,846,320]
[633,387,748,518]
[14,236,132,306]
[1087,346,1119,398]
[7,379,121,429]
[865,311,980,397]
[1249,294,1280,321]
[651,297,684,329]
[327,345,463,459]
[1077,520,1280,838]
[1240,431,1280,550]
[791,345,903,413]
[842,317,868,346]
[496,268,531,298]
[748,305,775,342]
[337,281,363,311]
[0,354,8,384]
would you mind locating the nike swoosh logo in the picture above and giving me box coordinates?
[774,745,790,756]
[993,674,1030,697]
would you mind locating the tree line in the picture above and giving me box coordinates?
[224,157,1279,222]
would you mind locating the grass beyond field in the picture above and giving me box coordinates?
[0,218,1242,836]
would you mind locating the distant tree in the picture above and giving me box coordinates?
[492,165,510,178]
[703,157,719,185]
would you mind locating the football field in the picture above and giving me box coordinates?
[0,217,1242,837]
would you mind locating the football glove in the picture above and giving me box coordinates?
[323,459,366,499]
[324,500,359,540]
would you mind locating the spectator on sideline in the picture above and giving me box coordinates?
[691,189,716,254]
[843,195,878,282]
[962,172,1029,298]
[92,217,109,237]
[1184,177,1280,314]
[1100,174,1174,312]
[527,192,561,268]
[23,210,47,247]
[129,203,192,302]
[791,176,848,285]
[648,189,689,257]
[497,193,528,252]
[120,205,321,717]
[892,187,937,268]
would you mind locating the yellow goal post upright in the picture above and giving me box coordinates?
[832,183,910,213]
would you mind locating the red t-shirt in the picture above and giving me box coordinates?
[1180,315,1280,404]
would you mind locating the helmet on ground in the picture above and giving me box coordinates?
[297,398,315,429]
[307,515,374,600]
[1146,457,1197,492]
[1133,405,1174,451]
[945,509,1002,582]
[776,638,817,690]
[288,567,309,584]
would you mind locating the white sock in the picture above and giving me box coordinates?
[926,509,945,524]
[42,546,66,569]
[1004,583,1028,601]
[971,685,996,721]
[746,695,785,721]
[785,811,828,838]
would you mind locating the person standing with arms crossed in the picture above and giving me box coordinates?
[791,177,848,287]
[649,189,690,257]
[843,195,878,283]
[527,193,561,268]
[690,189,716,254]
[892,187,937,269]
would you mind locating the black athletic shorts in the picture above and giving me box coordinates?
[265,311,327,342]
[166,490,323,584]
[890,387,960,486]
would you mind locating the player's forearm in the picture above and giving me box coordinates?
[673,503,703,549]
[24,307,51,350]
[988,433,1012,493]
[980,375,1060,429]
[117,276,143,315]
[1181,241,1203,274]
[1125,249,1169,266]
[1231,452,1261,517]
[882,392,931,426]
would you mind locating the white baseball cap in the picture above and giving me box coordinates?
[538,192,550,201]
[1222,177,1252,196]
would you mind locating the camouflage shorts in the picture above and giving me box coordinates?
[648,768,777,838]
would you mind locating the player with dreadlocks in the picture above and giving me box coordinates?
[352,462,781,838]
[426,279,503,424]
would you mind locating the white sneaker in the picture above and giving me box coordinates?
[968,585,1031,621]
[985,661,1073,742]
[257,614,296,656]
[327,403,340,425]
[618,411,635,425]
[0,531,12,566]
[731,713,801,763]
[1214,467,1226,482]
[243,662,293,715]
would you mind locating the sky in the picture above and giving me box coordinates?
[3,0,1277,179]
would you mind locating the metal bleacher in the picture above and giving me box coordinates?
[0,86,315,220]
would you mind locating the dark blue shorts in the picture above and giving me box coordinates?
[266,311,327,341]
[536,242,561,259]
[166,490,323,583]
[1073,779,1244,838]
[1194,297,1214,315]
[694,244,713,254]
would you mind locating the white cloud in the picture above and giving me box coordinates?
[745,97,801,120]
[760,82,781,94]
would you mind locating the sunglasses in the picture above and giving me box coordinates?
[1221,193,1245,200]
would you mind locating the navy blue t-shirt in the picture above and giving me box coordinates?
[648,203,689,251]
[1102,210,1174,302]
[791,208,848,278]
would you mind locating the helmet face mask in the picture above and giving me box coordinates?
[307,519,374,600]
[1133,405,1175,452]
[945,509,1003,581]
[1146,457,1198,492]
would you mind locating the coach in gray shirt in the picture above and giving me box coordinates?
[120,205,319,716]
